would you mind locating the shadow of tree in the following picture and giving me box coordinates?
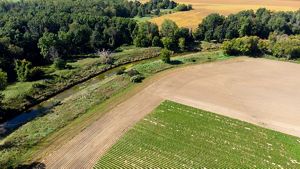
[170,60,183,65]
[15,162,46,169]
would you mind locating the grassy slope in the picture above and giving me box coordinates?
[0,51,228,168]
[96,100,300,168]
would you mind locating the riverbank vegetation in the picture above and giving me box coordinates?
[0,0,186,120]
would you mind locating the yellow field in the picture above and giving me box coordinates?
[143,0,300,29]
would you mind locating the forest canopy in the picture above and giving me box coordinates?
[0,0,179,81]
[194,8,300,42]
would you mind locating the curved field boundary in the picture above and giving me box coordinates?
[42,57,300,168]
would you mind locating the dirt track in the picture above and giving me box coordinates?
[42,57,300,168]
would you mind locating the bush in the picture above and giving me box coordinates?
[98,49,114,65]
[0,69,8,90]
[127,69,140,77]
[14,59,32,82]
[269,35,300,59]
[160,49,172,63]
[175,4,192,11]
[130,74,144,83]
[29,67,45,81]
[53,58,66,70]
[289,47,300,59]
[32,83,47,89]
[116,67,126,75]
[222,36,262,56]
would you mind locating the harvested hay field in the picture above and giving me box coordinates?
[146,0,300,29]
[96,100,300,168]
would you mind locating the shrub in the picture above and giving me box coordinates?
[32,83,47,89]
[127,69,140,77]
[175,4,192,11]
[0,69,8,90]
[29,67,45,81]
[222,36,262,56]
[116,67,126,75]
[98,49,114,65]
[269,35,300,59]
[53,58,66,70]
[14,59,32,82]
[289,47,300,59]
[130,74,144,83]
[160,49,172,63]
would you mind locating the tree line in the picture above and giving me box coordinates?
[194,8,300,42]
[0,0,299,115]
[222,34,300,59]
[0,0,181,83]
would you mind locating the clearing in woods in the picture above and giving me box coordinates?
[95,100,300,168]
[144,0,300,29]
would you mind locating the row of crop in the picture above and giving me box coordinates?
[95,101,300,168]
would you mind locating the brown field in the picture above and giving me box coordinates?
[145,0,300,29]
[42,57,300,168]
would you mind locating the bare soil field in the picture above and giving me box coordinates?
[147,0,300,29]
[42,57,300,168]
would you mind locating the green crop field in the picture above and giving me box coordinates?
[95,100,300,168]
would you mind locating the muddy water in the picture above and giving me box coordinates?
[0,58,157,137]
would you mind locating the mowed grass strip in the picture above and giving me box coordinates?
[95,100,300,168]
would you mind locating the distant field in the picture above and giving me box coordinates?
[95,100,300,168]
[143,0,300,29]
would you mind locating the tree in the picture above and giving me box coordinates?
[90,30,103,50]
[160,19,178,38]
[68,22,92,53]
[152,36,161,47]
[38,32,59,60]
[160,49,172,63]
[175,27,192,42]
[0,63,7,111]
[268,12,291,34]
[0,69,7,90]
[133,22,159,47]
[178,38,186,51]
[194,13,225,41]
[161,37,175,50]
[14,59,32,82]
